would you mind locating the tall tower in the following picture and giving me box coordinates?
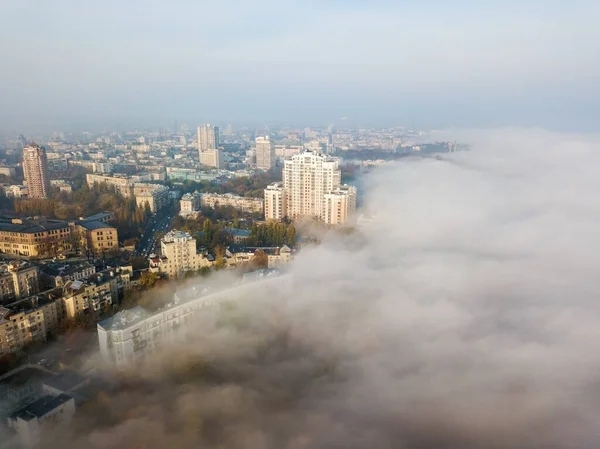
[255,136,275,170]
[22,143,51,199]
[197,124,219,152]
[283,151,341,220]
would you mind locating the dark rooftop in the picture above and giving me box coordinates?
[10,394,72,421]
[0,366,53,389]
[77,220,115,231]
[43,372,87,393]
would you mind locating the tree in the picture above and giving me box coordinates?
[203,218,214,247]
[253,250,269,269]
[139,271,160,289]
[286,224,296,246]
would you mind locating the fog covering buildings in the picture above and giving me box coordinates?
[8,129,600,449]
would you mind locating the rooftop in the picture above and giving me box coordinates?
[43,372,87,393]
[10,394,72,422]
[77,220,115,231]
[98,305,153,332]
[0,366,53,390]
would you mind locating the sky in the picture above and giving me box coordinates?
[0,0,599,133]
[20,128,600,448]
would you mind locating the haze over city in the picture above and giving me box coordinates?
[1,1,600,448]
[1,0,600,133]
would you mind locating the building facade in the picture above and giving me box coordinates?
[264,182,286,221]
[199,149,223,169]
[150,230,212,278]
[76,221,119,254]
[86,174,133,197]
[255,136,275,170]
[0,263,39,305]
[133,183,170,213]
[283,151,341,220]
[197,124,219,152]
[201,193,264,214]
[22,144,51,199]
[323,185,357,225]
[179,192,201,217]
[0,218,72,259]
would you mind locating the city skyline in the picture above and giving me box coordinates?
[1,1,599,134]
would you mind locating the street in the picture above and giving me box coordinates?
[135,208,175,257]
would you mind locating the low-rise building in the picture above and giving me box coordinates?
[0,166,16,177]
[76,221,119,255]
[0,217,72,259]
[201,193,264,214]
[39,261,95,289]
[61,273,117,320]
[3,185,28,199]
[49,180,72,193]
[7,394,75,448]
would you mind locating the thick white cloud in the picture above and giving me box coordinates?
[29,129,600,448]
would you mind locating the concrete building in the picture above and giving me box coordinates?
[22,144,51,199]
[323,185,357,225]
[86,174,133,197]
[264,182,286,221]
[179,191,201,217]
[97,272,289,368]
[3,185,28,198]
[133,183,170,213]
[62,274,116,320]
[0,294,63,356]
[199,148,223,169]
[197,124,219,152]
[0,262,39,305]
[283,151,341,220]
[7,394,75,448]
[0,217,72,259]
[76,221,119,254]
[39,261,95,289]
[255,136,275,170]
[0,166,16,177]
[150,230,212,278]
[49,180,72,193]
[201,193,264,214]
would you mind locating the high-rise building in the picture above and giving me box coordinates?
[283,151,341,219]
[323,185,357,225]
[255,136,275,170]
[22,143,51,199]
[152,230,212,278]
[264,182,286,221]
[197,124,219,152]
[197,124,221,168]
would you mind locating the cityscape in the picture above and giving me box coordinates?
[1,1,599,449]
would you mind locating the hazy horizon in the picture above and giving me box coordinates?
[1,0,599,134]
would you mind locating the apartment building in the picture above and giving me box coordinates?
[97,273,289,367]
[86,174,133,197]
[62,274,116,320]
[255,136,275,170]
[179,191,201,217]
[199,149,223,169]
[133,183,170,212]
[3,185,28,198]
[149,230,212,278]
[0,262,39,305]
[0,294,63,356]
[22,144,51,199]
[283,151,341,220]
[264,182,286,221]
[201,193,264,214]
[323,185,357,225]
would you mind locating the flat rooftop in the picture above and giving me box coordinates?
[10,394,72,421]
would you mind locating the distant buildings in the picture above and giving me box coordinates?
[22,144,51,199]
[263,151,356,225]
[197,124,219,152]
[3,185,28,199]
[49,180,72,193]
[264,182,286,221]
[197,124,223,169]
[201,193,264,214]
[86,174,133,197]
[255,136,275,170]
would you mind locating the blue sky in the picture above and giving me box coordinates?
[0,0,599,133]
